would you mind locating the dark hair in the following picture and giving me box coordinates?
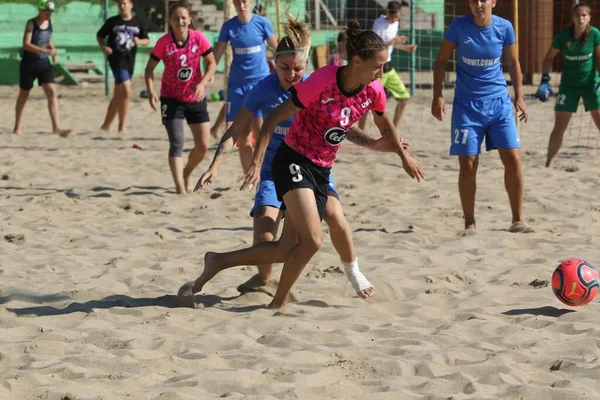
[570,2,592,46]
[337,30,347,43]
[275,10,311,59]
[253,4,266,16]
[387,1,401,12]
[169,1,196,30]
[345,20,386,61]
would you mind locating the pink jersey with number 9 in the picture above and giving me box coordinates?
[151,30,213,103]
[287,65,387,167]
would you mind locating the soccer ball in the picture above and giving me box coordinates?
[551,258,600,306]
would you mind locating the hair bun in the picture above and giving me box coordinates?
[346,20,362,38]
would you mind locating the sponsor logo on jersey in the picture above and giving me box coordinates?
[361,99,372,108]
[274,126,289,136]
[321,97,335,104]
[461,56,501,67]
[323,126,347,146]
[178,68,193,81]
[234,45,262,55]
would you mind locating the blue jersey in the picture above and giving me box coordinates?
[218,15,274,86]
[444,15,515,100]
[243,72,309,178]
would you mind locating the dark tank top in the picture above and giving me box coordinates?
[22,18,53,64]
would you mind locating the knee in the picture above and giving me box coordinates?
[166,121,185,157]
[323,209,347,233]
[398,98,410,106]
[503,150,523,169]
[43,85,56,98]
[255,231,275,244]
[298,231,323,254]
[121,85,131,100]
[169,137,184,157]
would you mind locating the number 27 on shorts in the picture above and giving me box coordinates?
[454,128,468,145]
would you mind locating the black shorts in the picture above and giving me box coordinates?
[19,60,54,90]
[271,143,332,220]
[160,97,210,125]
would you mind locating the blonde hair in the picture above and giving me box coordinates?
[276,10,311,60]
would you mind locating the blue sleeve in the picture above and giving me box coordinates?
[243,84,264,117]
[503,20,516,46]
[262,17,274,40]
[443,18,459,45]
[218,21,230,43]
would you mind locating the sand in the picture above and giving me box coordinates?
[1,75,600,400]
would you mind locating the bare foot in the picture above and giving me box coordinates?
[176,281,196,308]
[267,299,288,313]
[508,221,534,233]
[13,127,21,135]
[237,273,278,297]
[194,252,223,291]
[183,167,193,193]
[100,124,110,133]
[55,129,72,138]
[343,263,375,299]
[118,129,127,136]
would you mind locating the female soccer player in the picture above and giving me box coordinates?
[538,2,600,168]
[13,0,71,137]
[97,0,150,134]
[144,1,217,194]
[196,12,405,300]
[177,21,424,312]
[431,0,530,233]
[213,0,278,172]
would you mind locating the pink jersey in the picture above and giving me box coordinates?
[151,30,212,103]
[287,65,387,167]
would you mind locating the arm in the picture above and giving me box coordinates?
[373,111,424,182]
[96,35,112,56]
[542,47,560,75]
[213,41,227,66]
[266,34,278,56]
[503,44,528,122]
[595,46,600,75]
[203,107,254,174]
[134,37,151,47]
[431,39,455,121]
[200,51,217,88]
[48,39,58,64]
[395,43,418,53]
[240,99,301,190]
[347,124,409,152]
[22,21,55,56]
[144,57,160,110]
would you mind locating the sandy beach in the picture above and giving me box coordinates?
[1,75,600,399]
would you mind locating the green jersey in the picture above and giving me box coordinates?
[552,26,600,88]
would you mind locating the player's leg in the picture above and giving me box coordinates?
[183,99,211,192]
[269,188,324,312]
[451,98,483,230]
[14,62,35,134]
[41,81,71,137]
[546,87,579,167]
[323,187,374,299]
[226,86,253,172]
[385,69,411,128]
[210,103,226,139]
[101,68,125,132]
[487,95,530,232]
[162,98,187,194]
[14,89,31,135]
[116,71,133,133]
[176,209,298,308]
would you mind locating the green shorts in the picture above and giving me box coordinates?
[380,69,410,100]
[554,84,600,112]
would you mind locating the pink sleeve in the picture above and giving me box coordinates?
[195,31,212,55]
[370,80,387,114]
[291,66,336,108]
[151,35,167,60]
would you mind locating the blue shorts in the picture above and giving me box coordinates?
[226,81,260,122]
[111,67,132,85]
[450,93,520,156]
[250,173,338,217]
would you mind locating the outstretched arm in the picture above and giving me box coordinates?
[373,111,425,182]
[346,125,408,152]
[240,99,301,190]
[195,107,254,189]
